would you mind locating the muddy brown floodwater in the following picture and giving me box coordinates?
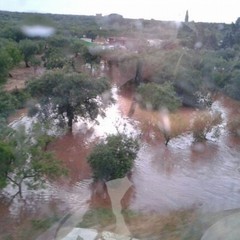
[1,82,240,240]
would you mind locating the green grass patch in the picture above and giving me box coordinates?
[31,215,59,230]
[78,208,116,229]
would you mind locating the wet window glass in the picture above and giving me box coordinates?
[1,1,240,240]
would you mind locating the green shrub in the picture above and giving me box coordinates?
[87,134,139,181]
[192,111,222,142]
[137,82,181,111]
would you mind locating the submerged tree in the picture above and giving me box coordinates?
[0,142,14,189]
[192,111,222,142]
[0,124,67,197]
[137,82,181,112]
[27,70,111,130]
[224,70,240,101]
[88,133,139,181]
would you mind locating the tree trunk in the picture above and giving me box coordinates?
[163,131,170,146]
[90,63,94,76]
[66,106,74,131]
[67,117,73,130]
[165,137,170,146]
[7,175,23,198]
[25,60,30,68]
[18,183,23,198]
[134,60,143,86]
[128,95,137,117]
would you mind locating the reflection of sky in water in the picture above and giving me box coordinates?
[9,86,140,141]
[74,86,140,141]
[131,135,240,214]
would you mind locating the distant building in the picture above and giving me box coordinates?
[108,37,126,46]
[94,36,107,45]
[81,37,93,43]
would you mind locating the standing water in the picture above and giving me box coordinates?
[1,83,240,239]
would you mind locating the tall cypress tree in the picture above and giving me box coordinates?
[185,10,189,23]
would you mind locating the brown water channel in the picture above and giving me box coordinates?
[1,84,240,239]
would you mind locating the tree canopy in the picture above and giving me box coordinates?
[0,39,22,83]
[27,71,111,129]
[87,133,139,181]
[137,82,181,111]
[19,39,38,67]
[0,142,14,188]
[192,111,222,142]
[0,123,67,197]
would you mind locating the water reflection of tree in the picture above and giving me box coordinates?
[190,142,219,164]
[0,193,61,240]
[150,146,176,176]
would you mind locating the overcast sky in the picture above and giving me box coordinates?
[0,0,239,23]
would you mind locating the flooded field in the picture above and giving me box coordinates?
[1,82,240,240]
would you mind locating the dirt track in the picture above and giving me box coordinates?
[4,62,45,91]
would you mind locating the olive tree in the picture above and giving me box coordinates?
[19,39,38,67]
[82,45,101,72]
[42,47,68,70]
[27,70,111,130]
[0,142,14,189]
[136,82,182,111]
[192,111,222,142]
[0,124,67,197]
[0,91,17,118]
[70,38,86,57]
[0,89,30,119]
[0,39,22,83]
[224,70,240,100]
[0,49,12,84]
[87,134,139,181]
